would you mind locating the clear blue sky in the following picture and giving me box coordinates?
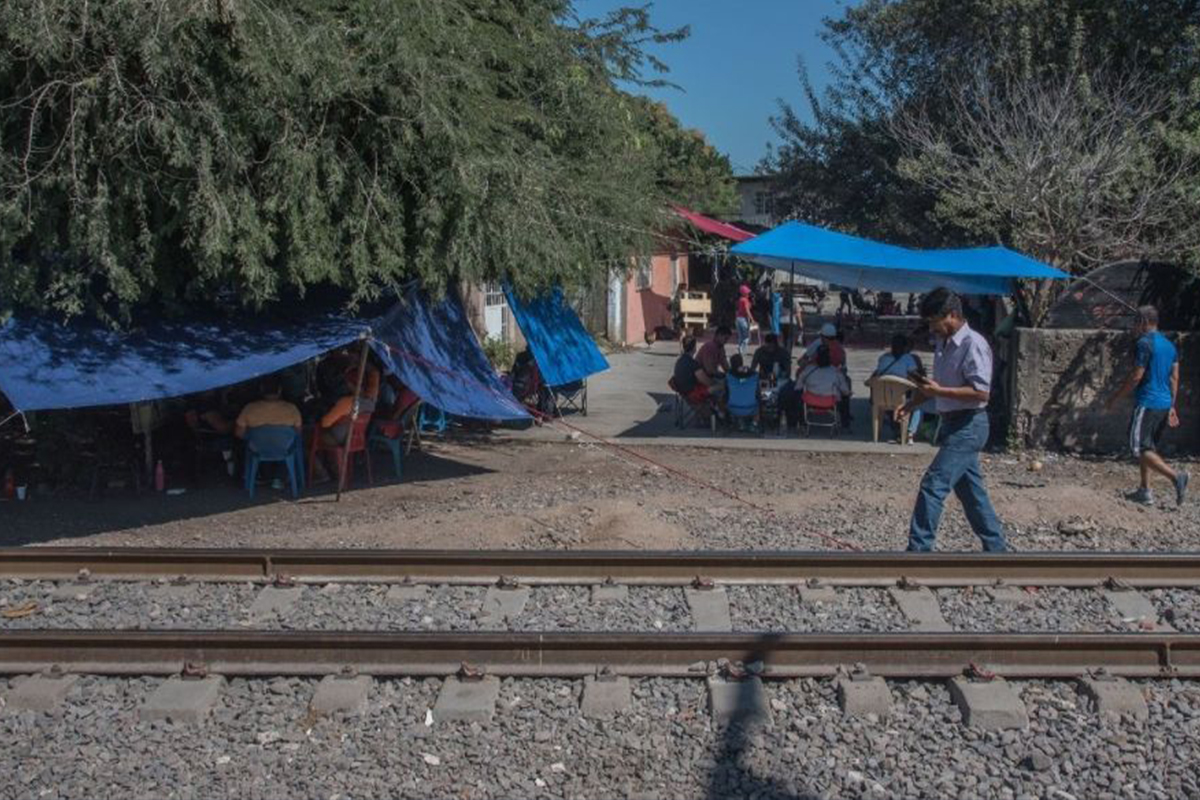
[579,0,853,174]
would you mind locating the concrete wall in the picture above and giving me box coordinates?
[1011,328,1198,454]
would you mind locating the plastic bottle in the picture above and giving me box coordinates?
[155,460,166,492]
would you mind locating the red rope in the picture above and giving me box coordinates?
[376,339,863,552]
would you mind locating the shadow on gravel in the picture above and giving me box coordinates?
[0,450,492,545]
[706,635,825,800]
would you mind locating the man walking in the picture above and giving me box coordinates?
[898,288,1008,552]
[1106,305,1188,506]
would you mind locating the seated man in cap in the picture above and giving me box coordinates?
[796,322,846,373]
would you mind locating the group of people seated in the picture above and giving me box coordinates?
[185,348,421,484]
[670,320,928,439]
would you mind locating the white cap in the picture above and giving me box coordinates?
[820,323,838,338]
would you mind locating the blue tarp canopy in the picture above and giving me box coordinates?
[503,286,609,388]
[370,290,529,421]
[0,287,529,421]
[730,221,1070,295]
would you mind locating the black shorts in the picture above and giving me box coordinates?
[1129,406,1169,456]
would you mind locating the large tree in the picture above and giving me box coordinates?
[0,1,730,321]
[767,0,1200,277]
[893,66,1200,322]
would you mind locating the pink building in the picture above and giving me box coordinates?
[609,249,688,345]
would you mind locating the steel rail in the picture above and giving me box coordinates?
[1,630,1198,678]
[2,548,1200,586]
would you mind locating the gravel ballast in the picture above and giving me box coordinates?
[728,585,908,632]
[936,587,1130,632]
[1,673,1197,799]
[4,580,1199,634]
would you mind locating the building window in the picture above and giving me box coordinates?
[754,190,771,216]
[635,255,652,291]
[484,282,505,307]
[669,254,679,287]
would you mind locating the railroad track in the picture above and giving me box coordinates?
[3,546,1200,585]
[1,630,1197,678]
[1,547,1198,681]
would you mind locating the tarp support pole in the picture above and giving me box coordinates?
[0,410,28,432]
[337,333,372,503]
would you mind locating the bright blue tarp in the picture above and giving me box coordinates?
[0,287,529,421]
[503,286,609,388]
[731,221,1069,295]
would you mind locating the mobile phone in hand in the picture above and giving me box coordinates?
[908,370,929,385]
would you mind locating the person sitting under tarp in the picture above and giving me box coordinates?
[234,375,303,490]
[235,376,302,439]
[309,363,378,481]
[183,388,239,478]
[670,335,715,425]
[781,345,850,432]
[797,323,845,372]
[870,334,925,442]
[510,347,548,413]
[750,332,789,385]
[696,326,732,406]
[381,375,421,421]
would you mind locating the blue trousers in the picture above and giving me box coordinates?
[908,410,1007,552]
[736,317,750,356]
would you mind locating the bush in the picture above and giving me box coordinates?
[481,338,515,372]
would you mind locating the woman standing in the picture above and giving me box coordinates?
[735,284,753,356]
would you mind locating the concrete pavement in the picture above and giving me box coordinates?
[506,340,936,454]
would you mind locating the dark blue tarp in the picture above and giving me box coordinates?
[0,287,529,421]
[731,221,1070,295]
[371,290,529,421]
[0,313,365,412]
[503,287,609,388]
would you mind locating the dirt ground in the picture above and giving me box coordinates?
[2,438,1197,553]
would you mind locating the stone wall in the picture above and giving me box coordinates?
[1010,328,1199,454]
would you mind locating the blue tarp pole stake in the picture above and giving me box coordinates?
[336,331,372,503]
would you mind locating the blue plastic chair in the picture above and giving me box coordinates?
[419,404,448,435]
[243,426,303,499]
[725,373,760,430]
[368,419,405,480]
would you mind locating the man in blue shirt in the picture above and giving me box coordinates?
[1106,305,1188,506]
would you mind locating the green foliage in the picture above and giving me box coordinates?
[480,336,516,372]
[629,97,737,216]
[767,0,1200,250]
[0,1,729,321]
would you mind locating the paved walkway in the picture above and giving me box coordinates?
[508,340,936,454]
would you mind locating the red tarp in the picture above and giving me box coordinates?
[671,206,755,243]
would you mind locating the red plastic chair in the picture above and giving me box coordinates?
[309,415,373,491]
[801,391,840,437]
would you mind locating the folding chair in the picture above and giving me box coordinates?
[758,384,783,435]
[802,391,840,437]
[668,377,708,429]
[243,426,303,499]
[725,373,760,433]
[545,379,588,417]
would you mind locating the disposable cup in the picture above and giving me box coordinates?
[15,486,27,501]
